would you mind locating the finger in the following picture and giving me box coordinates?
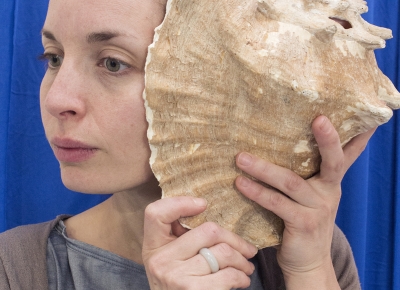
[143,196,207,249]
[175,268,251,290]
[235,175,302,221]
[161,221,258,261]
[236,153,313,204]
[311,116,345,184]
[171,220,189,237]
[197,267,252,290]
[342,127,376,171]
[150,264,251,290]
[184,243,255,276]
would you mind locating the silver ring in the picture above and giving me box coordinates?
[199,247,220,273]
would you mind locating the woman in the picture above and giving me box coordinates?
[0,0,374,289]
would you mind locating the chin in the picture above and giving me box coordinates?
[60,165,157,194]
[61,178,113,194]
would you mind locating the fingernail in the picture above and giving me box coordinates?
[238,176,251,187]
[250,262,255,272]
[238,152,252,166]
[193,198,207,207]
[319,116,330,133]
[247,243,258,257]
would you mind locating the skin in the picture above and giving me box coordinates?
[40,0,167,263]
[235,119,375,289]
[40,0,375,289]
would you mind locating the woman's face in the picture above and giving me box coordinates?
[40,0,165,193]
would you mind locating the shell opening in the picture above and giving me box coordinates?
[329,17,352,29]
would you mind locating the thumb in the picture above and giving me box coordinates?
[143,196,207,250]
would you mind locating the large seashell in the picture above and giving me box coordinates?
[143,0,400,248]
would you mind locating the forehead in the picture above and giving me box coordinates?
[43,0,165,41]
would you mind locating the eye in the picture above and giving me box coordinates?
[39,53,63,69]
[103,58,130,72]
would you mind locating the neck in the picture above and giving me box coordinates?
[64,176,161,264]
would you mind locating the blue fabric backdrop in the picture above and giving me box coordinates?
[0,1,399,289]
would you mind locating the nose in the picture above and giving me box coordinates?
[42,61,87,120]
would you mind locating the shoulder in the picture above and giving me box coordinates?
[0,217,58,244]
[331,225,361,290]
[0,215,69,290]
[0,215,68,255]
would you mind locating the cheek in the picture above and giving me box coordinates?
[107,96,150,157]
[39,74,53,128]
[124,104,149,151]
[39,75,50,108]
[114,108,154,187]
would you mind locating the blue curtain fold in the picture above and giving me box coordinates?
[0,1,399,289]
[0,0,15,233]
[336,1,400,289]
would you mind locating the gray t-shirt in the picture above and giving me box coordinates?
[47,221,263,289]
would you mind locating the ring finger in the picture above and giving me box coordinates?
[183,243,255,276]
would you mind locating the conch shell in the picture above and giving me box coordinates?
[143,0,400,248]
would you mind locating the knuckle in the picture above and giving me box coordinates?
[216,243,235,259]
[254,182,267,199]
[283,173,304,192]
[200,222,222,241]
[234,234,248,251]
[144,202,160,221]
[268,192,285,208]
[146,254,166,277]
[325,156,345,175]
[260,162,272,177]
[327,132,340,147]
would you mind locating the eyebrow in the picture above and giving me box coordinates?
[41,29,57,41]
[86,31,120,43]
[41,29,122,43]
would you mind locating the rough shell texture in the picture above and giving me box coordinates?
[144,0,400,248]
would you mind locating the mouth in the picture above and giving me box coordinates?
[51,137,99,163]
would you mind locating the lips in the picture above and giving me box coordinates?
[51,137,98,163]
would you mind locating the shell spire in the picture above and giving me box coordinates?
[257,0,391,49]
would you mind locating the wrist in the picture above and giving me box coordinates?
[282,260,340,290]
